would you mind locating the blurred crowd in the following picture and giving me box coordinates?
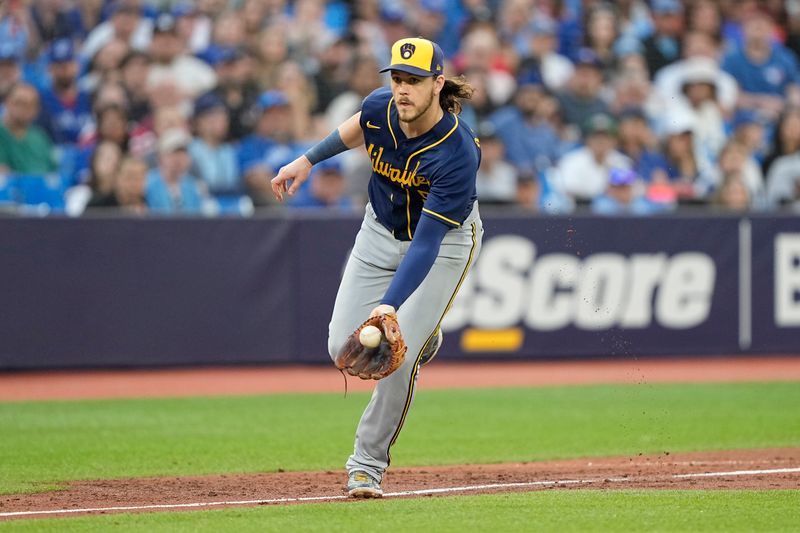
[1,0,800,216]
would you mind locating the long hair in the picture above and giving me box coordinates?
[439,75,474,115]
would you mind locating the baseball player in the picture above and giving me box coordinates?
[271,37,483,498]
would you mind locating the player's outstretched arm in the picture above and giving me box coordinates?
[270,113,364,202]
[376,215,450,313]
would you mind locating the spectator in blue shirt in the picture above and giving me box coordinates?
[414,0,461,58]
[554,0,583,62]
[36,39,92,145]
[237,90,307,206]
[516,16,574,92]
[288,157,353,210]
[0,1,29,60]
[29,0,85,44]
[490,80,562,175]
[236,93,280,175]
[592,168,668,215]
[722,10,800,121]
[146,128,204,214]
[189,92,240,195]
[617,107,670,183]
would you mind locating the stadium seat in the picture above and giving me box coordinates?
[13,174,67,212]
[55,145,83,188]
[207,195,255,217]
[0,174,16,206]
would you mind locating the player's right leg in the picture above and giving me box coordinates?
[327,205,403,494]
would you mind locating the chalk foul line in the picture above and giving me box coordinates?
[672,467,800,478]
[2,466,798,518]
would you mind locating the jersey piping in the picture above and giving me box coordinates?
[422,207,459,226]
[387,97,398,149]
[402,114,459,173]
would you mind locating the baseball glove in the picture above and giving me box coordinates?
[335,314,407,380]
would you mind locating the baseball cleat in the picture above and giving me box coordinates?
[419,328,443,366]
[347,470,383,498]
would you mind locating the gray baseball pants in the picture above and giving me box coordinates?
[327,202,483,482]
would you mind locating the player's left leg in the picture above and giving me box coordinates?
[345,210,483,485]
[328,205,401,359]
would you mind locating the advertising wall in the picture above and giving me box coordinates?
[439,216,738,358]
[0,214,798,369]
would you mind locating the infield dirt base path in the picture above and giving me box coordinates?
[1,448,798,520]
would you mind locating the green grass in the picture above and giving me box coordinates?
[2,491,799,532]
[1,382,798,495]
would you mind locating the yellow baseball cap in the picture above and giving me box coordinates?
[380,37,445,77]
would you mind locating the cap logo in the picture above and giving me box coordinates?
[400,43,416,60]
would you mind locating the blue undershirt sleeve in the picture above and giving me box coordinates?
[380,215,450,310]
[303,129,348,165]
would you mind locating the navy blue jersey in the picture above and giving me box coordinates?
[360,87,480,241]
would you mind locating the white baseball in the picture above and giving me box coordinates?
[359,325,382,348]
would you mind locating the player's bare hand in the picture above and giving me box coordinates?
[369,304,397,318]
[270,156,312,202]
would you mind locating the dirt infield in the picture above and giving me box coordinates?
[2,356,800,401]
[1,448,798,520]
